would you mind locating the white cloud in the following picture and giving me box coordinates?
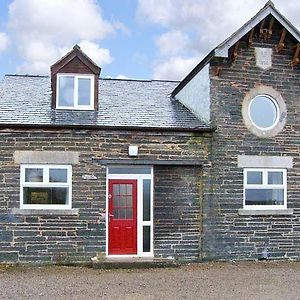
[7,0,122,74]
[79,40,113,66]
[153,56,199,80]
[0,32,10,52]
[116,74,129,79]
[9,0,114,43]
[138,0,300,80]
[16,40,113,75]
[156,31,190,56]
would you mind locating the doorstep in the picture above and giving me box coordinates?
[92,257,178,269]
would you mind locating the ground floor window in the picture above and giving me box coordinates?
[20,164,72,209]
[243,168,286,209]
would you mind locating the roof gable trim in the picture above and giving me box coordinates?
[215,5,300,58]
[51,45,100,75]
[172,1,300,97]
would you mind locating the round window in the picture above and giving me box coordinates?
[242,86,286,138]
[248,95,279,129]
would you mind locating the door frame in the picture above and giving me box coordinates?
[108,179,138,255]
[106,166,154,257]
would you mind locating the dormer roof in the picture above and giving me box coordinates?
[51,45,100,75]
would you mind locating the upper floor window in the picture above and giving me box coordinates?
[242,86,287,138]
[56,74,94,110]
[249,95,279,130]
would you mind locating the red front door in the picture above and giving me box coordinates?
[108,179,137,255]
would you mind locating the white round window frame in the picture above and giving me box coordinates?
[248,94,280,131]
[242,86,287,138]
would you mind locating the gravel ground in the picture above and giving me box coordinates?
[1,261,300,300]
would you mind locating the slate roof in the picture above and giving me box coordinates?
[0,75,210,131]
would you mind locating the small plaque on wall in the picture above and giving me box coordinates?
[82,174,98,180]
[255,47,272,70]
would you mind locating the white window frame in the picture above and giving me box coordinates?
[248,94,280,131]
[56,73,94,110]
[20,164,72,210]
[243,168,287,210]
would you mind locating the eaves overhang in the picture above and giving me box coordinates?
[171,1,300,98]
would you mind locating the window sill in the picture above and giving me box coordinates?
[238,208,294,216]
[10,208,79,216]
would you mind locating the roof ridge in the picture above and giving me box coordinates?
[5,74,49,78]
[264,0,275,8]
[4,74,180,83]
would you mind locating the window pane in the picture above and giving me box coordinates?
[119,195,126,207]
[113,195,120,207]
[25,168,43,182]
[247,171,262,184]
[78,78,91,106]
[143,226,151,252]
[126,184,132,195]
[119,209,126,219]
[23,187,68,205]
[120,184,126,195]
[268,172,283,185]
[58,76,74,107]
[143,179,151,221]
[49,169,68,183]
[249,95,277,129]
[245,189,284,206]
[126,196,132,207]
[113,184,120,196]
[126,208,133,219]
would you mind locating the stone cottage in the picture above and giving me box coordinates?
[0,1,299,263]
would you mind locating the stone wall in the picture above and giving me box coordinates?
[204,28,300,260]
[0,128,210,263]
[154,166,202,261]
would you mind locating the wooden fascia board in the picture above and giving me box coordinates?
[51,53,100,75]
[170,3,300,98]
[215,7,300,58]
[215,8,272,58]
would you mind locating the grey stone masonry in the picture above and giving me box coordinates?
[0,128,210,264]
[154,166,202,261]
[204,26,300,261]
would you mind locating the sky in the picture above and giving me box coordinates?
[0,0,299,81]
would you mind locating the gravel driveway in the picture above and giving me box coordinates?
[1,261,300,299]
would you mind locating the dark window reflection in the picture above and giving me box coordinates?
[143,179,151,221]
[143,226,151,252]
[245,189,284,205]
[23,187,68,205]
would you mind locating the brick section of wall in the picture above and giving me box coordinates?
[154,166,202,261]
[204,29,300,260]
[0,129,210,263]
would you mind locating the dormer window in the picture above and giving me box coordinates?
[56,74,94,110]
[51,45,100,111]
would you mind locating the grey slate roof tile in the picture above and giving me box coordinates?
[0,75,210,130]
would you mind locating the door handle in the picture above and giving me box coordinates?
[108,213,114,221]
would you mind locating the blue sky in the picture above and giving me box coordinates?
[0,0,299,80]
